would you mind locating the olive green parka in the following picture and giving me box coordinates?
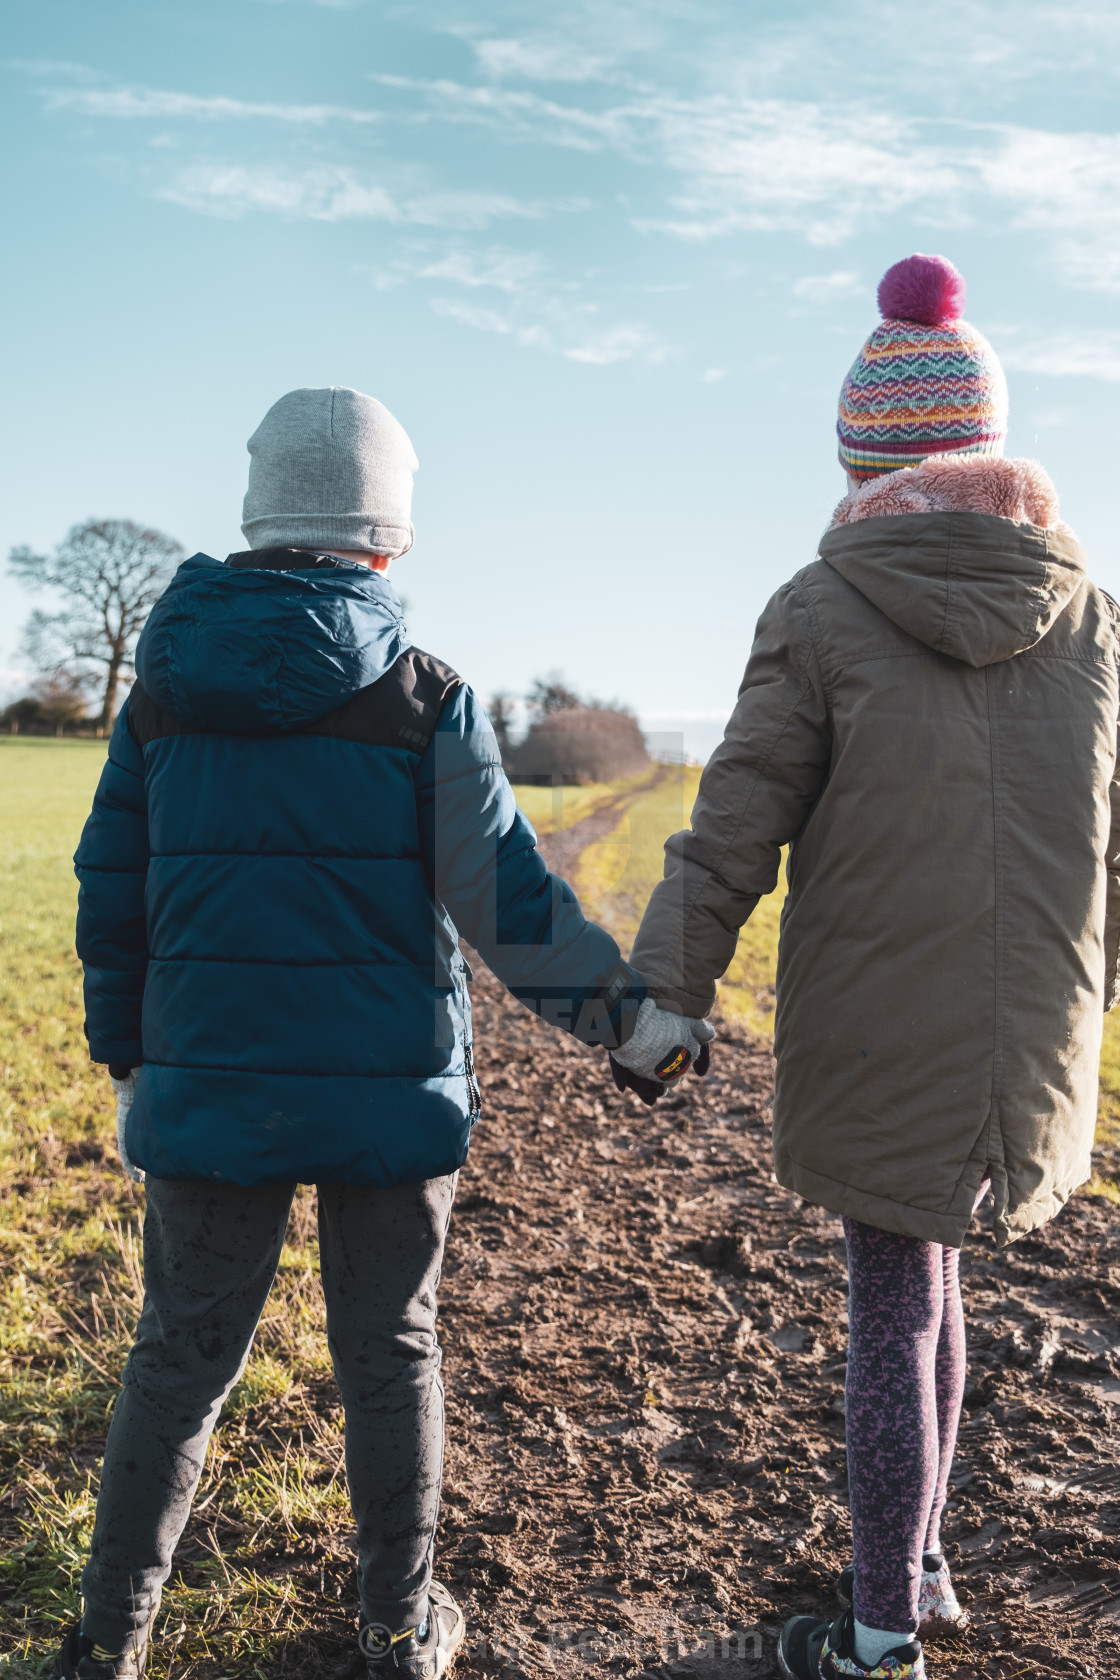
[632,455,1120,1246]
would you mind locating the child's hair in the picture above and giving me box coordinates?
[837,253,1008,481]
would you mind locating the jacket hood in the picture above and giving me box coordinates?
[818,455,1087,668]
[135,554,409,732]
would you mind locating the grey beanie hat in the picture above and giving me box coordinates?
[241,386,419,559]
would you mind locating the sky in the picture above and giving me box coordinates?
[4,0,1120,759]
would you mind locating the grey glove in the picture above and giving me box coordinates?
[109,1069,145,1183]
[610,997,715,1085]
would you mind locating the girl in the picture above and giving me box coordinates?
[618,254,1120,1678]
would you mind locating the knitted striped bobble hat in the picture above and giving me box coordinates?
[837,254,1008,480]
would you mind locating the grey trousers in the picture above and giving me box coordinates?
[80,1174,457,1651]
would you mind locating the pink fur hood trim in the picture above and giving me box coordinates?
[829,452,1072,537]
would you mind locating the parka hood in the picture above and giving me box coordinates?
[135,553,409,732]
[818,455,1087,668]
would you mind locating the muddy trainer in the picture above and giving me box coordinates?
[627,255,1120,1680]
[58,386,646,1680]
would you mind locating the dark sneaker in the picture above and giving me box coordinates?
[359,1582,465,1678]
[837,1552,968,1634]
[53,1626,147,1680]
[779,1606,925,1680]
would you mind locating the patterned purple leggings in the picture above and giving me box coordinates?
[842,1218,967,1633]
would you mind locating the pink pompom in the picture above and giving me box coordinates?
[877,253,966,327]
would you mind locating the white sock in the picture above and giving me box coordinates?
[854,1619,917,1668]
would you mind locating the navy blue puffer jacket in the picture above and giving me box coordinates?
[75,550,636,1186]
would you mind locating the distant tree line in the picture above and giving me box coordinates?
[495,671,650,785]
[4,523,649,782]
[2,673,93,737]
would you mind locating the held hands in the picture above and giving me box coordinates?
[608,997,715,1106]
[108,1066,145,1183]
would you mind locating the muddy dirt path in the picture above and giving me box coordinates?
[533,766,670,886]
[435,962,1120,1680]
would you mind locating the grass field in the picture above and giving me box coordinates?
[570,765,789,1038]
[2,735,1118,1672]
[507,782,617,836]
[0,740,348,1674]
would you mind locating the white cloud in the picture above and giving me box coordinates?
[29,56,1120,292]
[19,11,1120,389]
[565,324,668,365]
[973,126,1120,291]
[472,36,616,84]
[370,74,628,153]
[429,296,669,365]
[159,165,390,219]
[157,164,564,227]
[368,241,666,363]
[793,270,863,303]
[42,85,383,125]
[368,78,967,240]
[412,248,545,290]
[1001,332,1120,382]
[639,100,969,244]
[379,71,1120,284]
[429,298,553,351]
[674,116,1120,283]
[365,245,547,293]
[7,58,102,81]
[711,1,1120,108]
[366,223,670,365]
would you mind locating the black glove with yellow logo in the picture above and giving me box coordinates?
[607,998,715,1107]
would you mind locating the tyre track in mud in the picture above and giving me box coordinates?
[532,765,671,889]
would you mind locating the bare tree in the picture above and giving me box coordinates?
[10,520,183,729]
[527,671,583,719]
[36,672,94,733]
[487,692,518,767]
[509,706,650,785]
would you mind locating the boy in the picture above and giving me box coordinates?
[62,386,686,1679]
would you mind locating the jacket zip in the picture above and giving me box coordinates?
[464,1044,482,1120]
